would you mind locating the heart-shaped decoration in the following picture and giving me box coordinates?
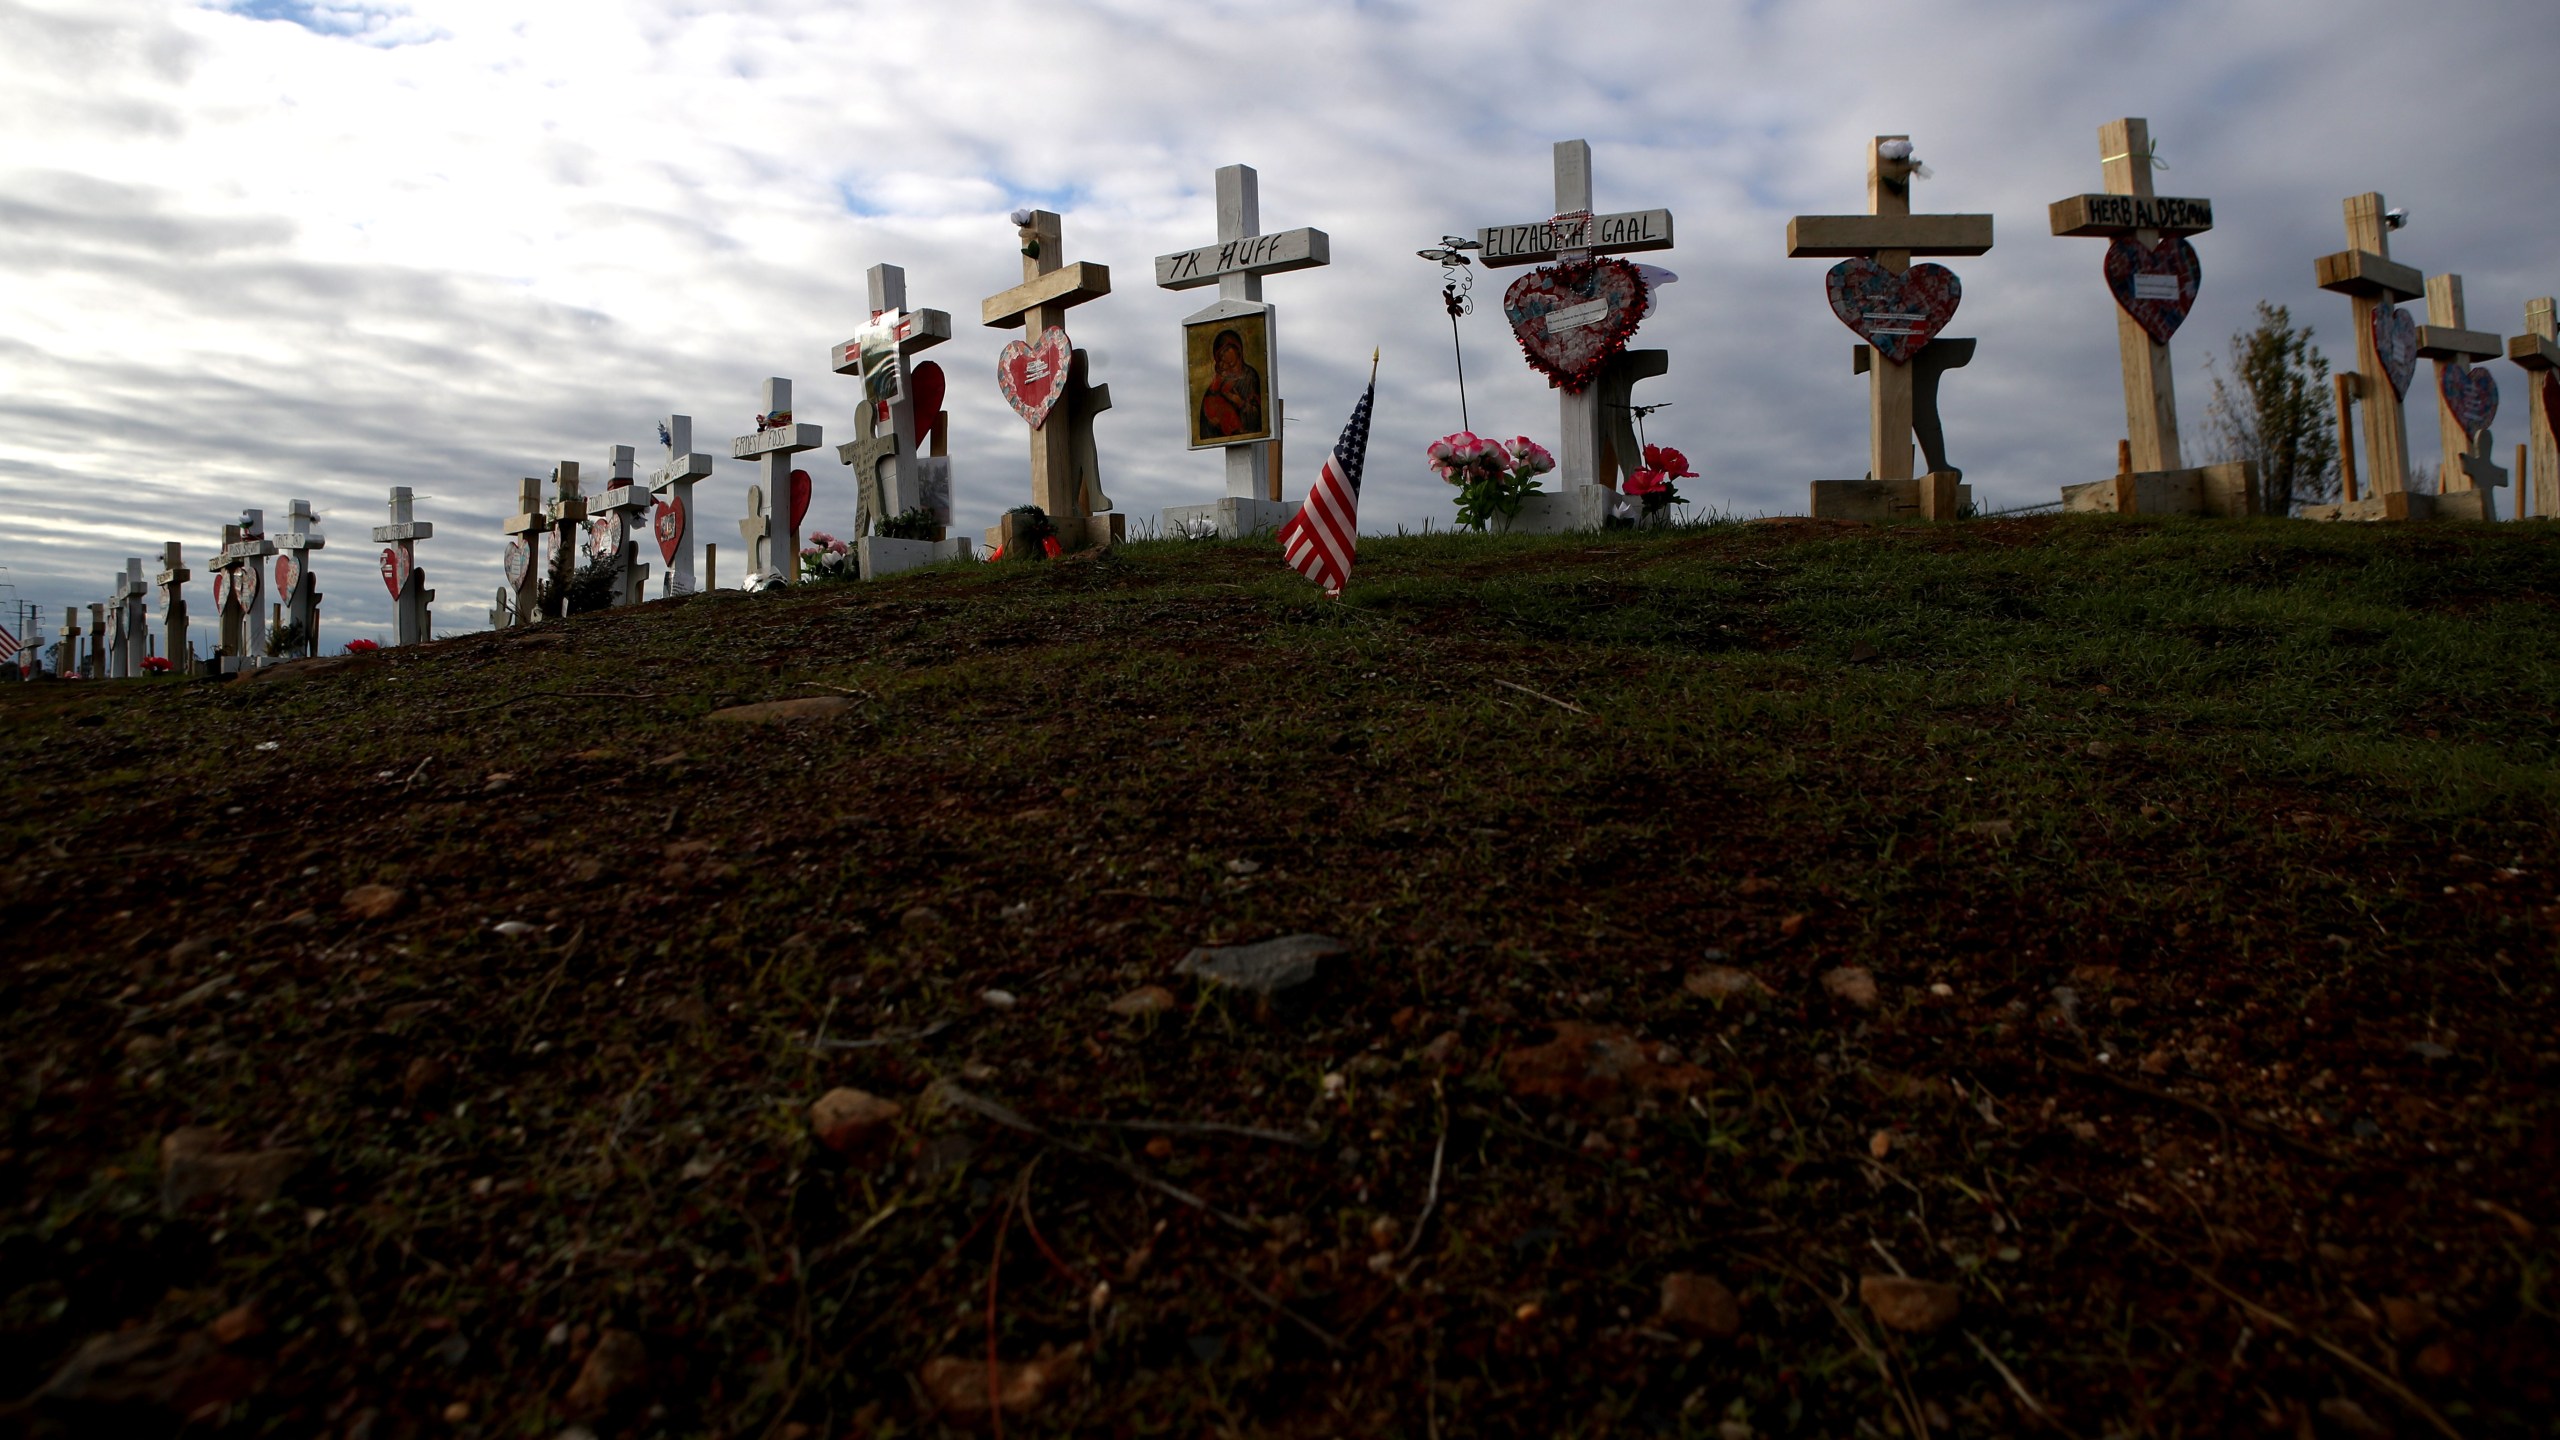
[212,570,231,614]
[2103,236,2202,346]
[381,543,412,600]
[589,516,613,558]
[503,537,531,590]
[910,360,947,447]
[273,552,299,597]
[2438,361,2499,441]
[2372,304,2418,400]
[789,469,812,532]
[653,496,686,565]
[1826,258,1960,364]
[997,325,1073,430]
[236,563,258,612]
[1502,257,1650,394]
[2545,375,2560,448]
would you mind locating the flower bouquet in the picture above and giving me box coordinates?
[1431,432,1556,531]
[141,654,176,673]
[799,531,856,582]
[1622,443,1696,519]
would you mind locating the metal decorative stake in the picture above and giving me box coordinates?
[1417,236,1480,433]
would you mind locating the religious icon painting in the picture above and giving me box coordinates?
[1184,307,1274,449]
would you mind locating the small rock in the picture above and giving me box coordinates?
[1959,819,2017,841]
[1821,966,1880,1009]
[167,936,218,965]
[808,1088,903,1154]
[159,1129,300,1216]
[2139,1047,2179,1076]
[1420,1030,1465,1068]
[283,909,320,929]
[1869,1129,1894,1159]
[564,1329,646,1417]
[400,1056,452,1104]
[124,1034,167,1062]
[1777,913,1806,939]
[1658,1272,1742,1338]
[1859,1274,1960,1334]
[1499,1022,1708,1108]
[1106,985,1176,1017]
[981,988,1018,1010]
[2380,1296,2442,1341]
[492,920,538,939]
[707,696,854,724]
[919,1343,1082,1419]
[207,1304,261,1346]
[1685,966,1768,1003]
[2413,1339,2464,1379]
[2085,740,2117,759]
[1735,876,1780,897]
[1223,857,1262,876]
[900,906,945,932]
[1175,933,1345,996]
[339,884,407,922]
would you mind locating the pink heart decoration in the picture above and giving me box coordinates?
[789,469,812,532]
[236,564,258,611]
[910,360,947,447]
[1501,257,1651,394]
[1826,258,1961,364]
[2371,304,2418,401]
[503,538,531,590]
[380,544,411,600]
[653,496,686,565]
[2438,362,2499,440]
[2103,236,2202,346]
[997,326,1073,430]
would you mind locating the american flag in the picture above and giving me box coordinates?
[1276,368,1374,598]
[0,623,19,663]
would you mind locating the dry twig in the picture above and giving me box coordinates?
[1491,677,1589,715]
[440,689,660,717]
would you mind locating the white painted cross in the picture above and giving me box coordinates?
[730,379,822,584]
[544,461,586,608]
[1156,163,1330,515]
[57,606,81,680]
[2509,297,2560,521]
[373,486,434,645]
[219,509,274,670]
[271,498,326,657]
[832,264,951,536]
[2416,273,2508,518]
[109,559,145,678]
[737,483,773,583]
[502,477,545,627]
[154,542,189,674]
[595,444,653,605]
[649,415,714,597]
[1476,140,1677,491]
[86,601,107,679]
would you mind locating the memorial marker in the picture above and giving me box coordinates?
[270,499,326,658]
[543,463,587,609]
[730,379,821,584]
[593,444,653,605]
[501,477,545,627]
[2508,297,2559,521]
[85,601,107,679]
[110,558,147,678]
[737,483,773,586]
[649,415,714,597]
[155,543,190,674]
[373,486,435,645]
[2309,193,2432,520]
[1157,163,1329,538]
[56,607,80,681]
[218,510,274,671]
[2416,273,2508,520]
[832,263,952,543]
[980,208,1118,554]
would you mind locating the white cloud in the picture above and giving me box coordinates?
[0,0,2553,651]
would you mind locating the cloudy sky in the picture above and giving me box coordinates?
[3,0,2555,649]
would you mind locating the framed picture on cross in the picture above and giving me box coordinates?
[1183,306,1273,449]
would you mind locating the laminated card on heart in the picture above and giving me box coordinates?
[1824,257,1959,365]
[1503,257,1650,393]
[2103,236,2202,346]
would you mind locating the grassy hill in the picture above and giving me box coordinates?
[4,516,2557,1437]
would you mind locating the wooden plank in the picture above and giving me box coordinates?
[1154,227,1330,289]
[1786,213,1992,258]
[980,261,1111,328]
[2507,333,2560,371]
[2314,249,2424,300]
[2047,193,2216,237]
[2415,324,2502,361]
[1475,209,1674,267]
[730,423,823,459]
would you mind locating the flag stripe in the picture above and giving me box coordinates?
[1276,378,1373,596]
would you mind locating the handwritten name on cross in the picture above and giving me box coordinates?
[1476,140,1676,490]
[502,477,545,626]
[373,486,434,645]
[2510,298,2560,521]
[650,415,714,596]
[1789,134,1994,507]
[832,263,950,535]
[2415,274,2509,517]
[981,209,1116,548]
[2048,118,2216,473]
[596,444,652,605]
[2315,192,2429,502]
[730,378,821,582]
[1157,164,1331,503]
[156,542,190,672]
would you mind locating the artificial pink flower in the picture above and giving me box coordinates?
[1507,438,1556,475]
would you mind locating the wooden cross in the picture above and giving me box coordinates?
[834,263,951,538]
[2048,118,2216,472]
[2416,274,2509,519]
[219,508,274,668]
[156,542,190,674]
[730,378,822,582]
[502,477,545,627]
[595,444,652,605]
[544,462,585,608]
[57,606,80,679]
[272,498,326,656]
[1790,135,1994,519]
[980,208,1118,551]
[650,415,714,596]
[2315,192,2428,503]
[1475,140,1674,491]
[2509,297,2560,521]
[373,486,434,645]
[1157,163,1330,509]
[737,483,773,581]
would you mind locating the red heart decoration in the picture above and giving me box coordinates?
[1826,258,1961,364]
[273,553,298,597]
[212,570,230,614]
[503,538,531,590]
[910,360,946,447]
[1501,257,1650,394]
[789,469,812,532]
[2103,236,2201,346]
[2371,304,2418,400]
[997,326,1073,430]
[380,544,411,599]
[653,496,686,565]
[2438,361,2499,440]
[2544,375,2560,447]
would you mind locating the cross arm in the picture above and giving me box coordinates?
[1786,214,1993,258]
[981,262,1111,328]
[732,423,824,458]
[373,521,433,542]
[830,310,953,373]
[2509,333,2560,372]
[2315,249,2423,301]
[650,453,716,489]
[1155,227,1330,290]
[2047,194,2214,237]
[2415,325,2503,362]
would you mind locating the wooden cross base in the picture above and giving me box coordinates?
[2060,463,2257,518]
[2301,490,2490,524]
[1810,474,1968,523]
[985,510,1125,558]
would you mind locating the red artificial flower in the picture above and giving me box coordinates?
[1624,469,1668,497]
[141,655,174,674]
[1641,444,1696,479]
[1041,537,1063,558]
[343,638,381,654]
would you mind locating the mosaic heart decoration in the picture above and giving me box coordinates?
[236,563,258,612]
[1502,257,1650,394]
[789,469,813,532]
[2372,304,2418,400]
[2103,236,2202,346]
[1826,258,1961,364]
[503,537,531,590]
[273,552,299,597]
[998,326,1073,430]
[910,360,947,447]
[2439,361,2499,440]
[653,496,686,565]
[380,544,411,600]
